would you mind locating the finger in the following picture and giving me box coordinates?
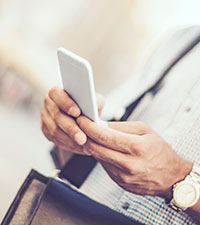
[41,121,69,149]
[96,93,104,116]
[52,129,90,155]
[55,112,87,145]
[48,87,81,117]
[44,95,60,119]
[107,121,148,135]
[54,139,88,155]
[49,125,79,150]
[42,102,87,146]
[52,137,87,155]
[41,116,87,155]
[84,139,132,171]
[41,119,67,149]
[77,116,142,153]
[41,122,53,141]
[41,108,58,137]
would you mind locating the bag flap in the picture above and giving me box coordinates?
[2,170,143,225]
[31,178,143,225]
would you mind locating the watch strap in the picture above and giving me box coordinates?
[169,164,200,211]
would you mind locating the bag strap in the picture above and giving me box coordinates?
[58,28,200,188]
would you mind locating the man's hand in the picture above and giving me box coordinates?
[77,116,193,198]
[41,87,104,155]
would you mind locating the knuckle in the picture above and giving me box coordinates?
[41,109,45,120]
[67,124,77,137]
[129,143,138,155]
[50,126,58,136]
[128,165,137,176]
[123,175,131,184]
[41,122,45,131]
[121,158,139,175]
[129,143,137,153]
[44,96,49,106]
[123,161,135,174]
[97,132,111,144]
[85,141,95,154]
[53,110,61,121]
[97,133,105,142]
[130,163,142,175]
[41,127,52,141]
[130,136,143,152]
[119,173,131,184]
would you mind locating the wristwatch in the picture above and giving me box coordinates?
[170,164,200,211]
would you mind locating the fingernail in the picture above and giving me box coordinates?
[83,146,91,156]
[74,132,86,145]
[68,107,80,117]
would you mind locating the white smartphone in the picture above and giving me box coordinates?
[57,47,99,122]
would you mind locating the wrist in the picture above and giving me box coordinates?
[163,157,193,202]
[176,156,193,183]
[168,160,200,212]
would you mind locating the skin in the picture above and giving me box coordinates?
[76,117,193,197]
[41,87,200,223]
[41,87,104,155]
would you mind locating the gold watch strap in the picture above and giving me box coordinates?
[169,164,200,211]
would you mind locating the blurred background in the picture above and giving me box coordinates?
[0,0,200,221]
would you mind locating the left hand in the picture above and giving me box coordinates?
[77,116,193,198]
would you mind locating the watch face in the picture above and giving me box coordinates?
[174,182,197,207]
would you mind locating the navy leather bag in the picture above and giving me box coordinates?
[2,169,142,225]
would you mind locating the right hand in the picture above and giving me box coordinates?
[41,87,104,155]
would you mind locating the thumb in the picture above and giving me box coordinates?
[108,121,148,135]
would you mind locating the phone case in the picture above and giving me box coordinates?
[57,48,99,122]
